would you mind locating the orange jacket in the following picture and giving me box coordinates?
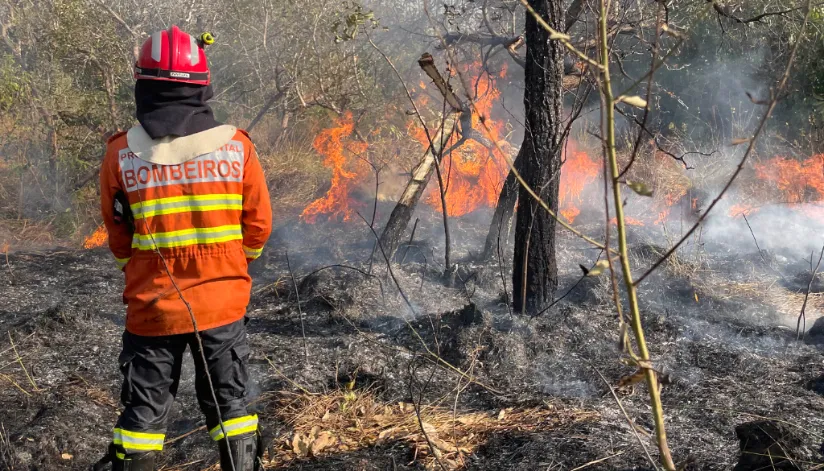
[100,127,272,336]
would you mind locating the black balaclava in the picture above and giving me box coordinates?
[134,80,221,139]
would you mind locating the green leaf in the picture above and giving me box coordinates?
[626,181,653,197]
[587,259,610,277]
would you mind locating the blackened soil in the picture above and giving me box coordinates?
[1,219,823,470]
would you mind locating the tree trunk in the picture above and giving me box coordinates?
[512,0,564,314]
[481,146,522,260]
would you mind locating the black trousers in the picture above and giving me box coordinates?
[113,317,253,454]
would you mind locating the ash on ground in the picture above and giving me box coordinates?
[1,214,823,470]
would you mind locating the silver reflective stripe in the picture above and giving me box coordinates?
[151,31,163,62]
[113,433,163,445]
[189,35,199,66]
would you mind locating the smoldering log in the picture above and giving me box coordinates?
[378,53,465,260]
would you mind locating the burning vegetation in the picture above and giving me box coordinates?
[4,1,824,470]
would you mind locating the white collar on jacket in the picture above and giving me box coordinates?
[125,124,238,165]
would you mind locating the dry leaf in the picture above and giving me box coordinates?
[291,433,309,457]
[497,409,507,420]
[616,95,648,109]
[309,431,336,456]
[61,453,73,460]
[420,421,437,437]
[456,416,480,426]
[430,437,458,453]
[616,369,645,388]
[378,426,398,441]
[321,410,331,422]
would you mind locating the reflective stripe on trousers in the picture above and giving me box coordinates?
[112,428,164,452]
[209,414,258,441]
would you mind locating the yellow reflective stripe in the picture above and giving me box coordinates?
[136,204,242,219]
[116,451,125,459]
[112,428,164,451]
[209,414,258,441]
[115,256,131,269]
[243,245,263,259]
[131,194,243,219]
[131,193,243,209]
[131,225,243,250]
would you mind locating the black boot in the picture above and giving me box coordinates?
[113,451,156,471]
[218,433,259,471]
[92,444,156,471]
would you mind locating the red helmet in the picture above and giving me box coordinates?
[135,26,210,85]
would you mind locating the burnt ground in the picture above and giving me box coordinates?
[1,211,824,471]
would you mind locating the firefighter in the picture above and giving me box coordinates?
[94,25,272,471]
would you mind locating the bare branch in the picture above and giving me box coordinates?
[636,0,815,286]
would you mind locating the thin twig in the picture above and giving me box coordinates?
[496,211,513,318]
[570,451,626,471]
[797,244,824,340]
[401,218,420,264]
[592,367,659,470]
[265,357,318,396]
[8,332,39,392]
[636,0,814,286]
[408,363,449,471]
[299,264,385,302]
[531,249,605,319]
[367,35,454,272]
[356,212,504,396]
[286,251,309,366]
[0,372,30,396]
[422,5,608,252]
[517,0,603,71]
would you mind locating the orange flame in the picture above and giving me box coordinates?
[559,143,600,223]
[754,155,824,203]
[728,203,756,217]
[301,112,369,223]
[423,63,510,216]
[609,217,645,226]
[84,225,108,249]
[560,207,580,223]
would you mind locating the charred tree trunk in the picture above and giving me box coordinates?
[512,0,564,314]
[481,146,522,260]
[379,115,458,259]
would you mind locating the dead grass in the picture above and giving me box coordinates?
[257,389,597,470]
[0,218,57,251]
